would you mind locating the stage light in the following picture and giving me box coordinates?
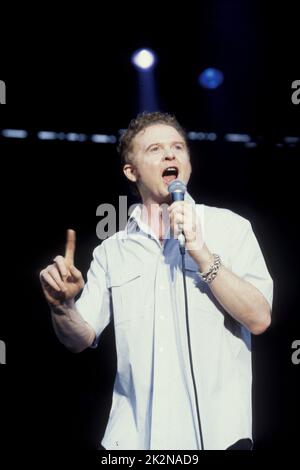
[225,133,251,143]
[66,133,87,142]
[132,49,156,71]
[188,132,217,141]
[198,68,224,89]
[1,129,28,138]
[37,131,58,140]
[284,136,300,144]
[37,131,66,140]
[91,134,117,143]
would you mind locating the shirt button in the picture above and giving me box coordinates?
[159,285,166,290]
[159,346,164,352]
[160,315,165,320]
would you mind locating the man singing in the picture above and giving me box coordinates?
[40,112,273,450]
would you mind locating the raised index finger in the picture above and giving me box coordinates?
[65,229,76,264]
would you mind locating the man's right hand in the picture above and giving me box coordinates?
[39,229,84,307]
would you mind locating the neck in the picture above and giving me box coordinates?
[140,199,170,243]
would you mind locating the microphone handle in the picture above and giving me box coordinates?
[171,191,184,202]
[171,191,186,251]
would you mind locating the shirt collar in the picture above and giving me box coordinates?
[126,191,196,236]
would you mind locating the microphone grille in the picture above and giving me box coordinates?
[168,179,186,194]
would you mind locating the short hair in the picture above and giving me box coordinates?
[118,111,189,196]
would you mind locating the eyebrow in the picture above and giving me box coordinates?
[145,140,186,152]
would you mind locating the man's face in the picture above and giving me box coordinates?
[124,124,192,203]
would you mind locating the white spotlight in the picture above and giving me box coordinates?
[132,48,156,70]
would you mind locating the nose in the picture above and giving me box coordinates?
[162,146,176,160]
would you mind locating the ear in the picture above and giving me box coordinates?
[123,163,138,183]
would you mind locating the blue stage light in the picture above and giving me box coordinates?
[198,68,224,89]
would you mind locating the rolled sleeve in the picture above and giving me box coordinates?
[76,243,112,347]
[230,219,273,311]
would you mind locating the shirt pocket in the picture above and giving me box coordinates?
[107,269,145,326]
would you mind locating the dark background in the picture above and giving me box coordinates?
[0,0,299,457]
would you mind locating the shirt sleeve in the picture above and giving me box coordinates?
[75,242,112,347]
[229,218,274,311]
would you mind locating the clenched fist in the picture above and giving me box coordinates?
[39,229,84,307]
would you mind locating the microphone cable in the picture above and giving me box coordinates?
[180,244,205,450]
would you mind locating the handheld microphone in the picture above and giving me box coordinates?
[168,178,205,449]
[168,179,186,253]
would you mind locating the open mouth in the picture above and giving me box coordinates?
[162,166,179,185]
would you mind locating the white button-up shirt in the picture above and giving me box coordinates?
[76,194,273,450]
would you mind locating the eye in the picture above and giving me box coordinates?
[150,145,160,152]
[174,143,184,150]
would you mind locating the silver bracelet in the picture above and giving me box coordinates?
[199,254,221,284]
